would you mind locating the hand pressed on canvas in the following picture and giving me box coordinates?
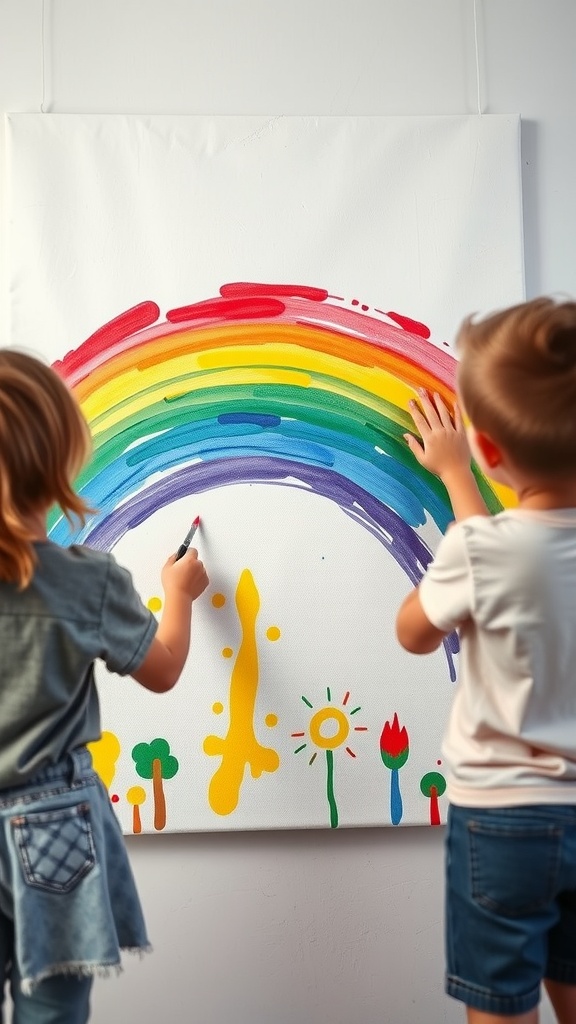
[405,388,488,521]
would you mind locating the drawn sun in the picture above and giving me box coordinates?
[292,688,367,828]
[292,687,367,763]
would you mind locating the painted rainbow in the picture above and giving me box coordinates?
[51,282,503,680]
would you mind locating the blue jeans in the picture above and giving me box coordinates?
[0,913,92,1024]
[446,803,576,1016]
[0,748,150,1023]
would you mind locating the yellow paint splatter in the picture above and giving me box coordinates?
[213,702,224,714]
[265,714,278,728]
[204,568,280,815]
[266,626,281,641]
[222,647,234,659]
[88,731,121,790]
[212,593,226,608]
[147,596,163,613]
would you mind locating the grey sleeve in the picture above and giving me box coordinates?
[99,557,158,675]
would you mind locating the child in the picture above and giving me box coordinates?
[0,350,209,1023]
[396,298,576,1024]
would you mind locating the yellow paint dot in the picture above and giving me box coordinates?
[266,626,281,641]
[222,647,234,658]
[212,593,226,608]
[213,702,224,714]
[147,596,163,613]
[265,714,278,728]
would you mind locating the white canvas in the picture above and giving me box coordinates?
[4,114,524,832]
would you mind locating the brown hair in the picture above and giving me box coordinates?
[456,297,576,476]
[0,350,92,588]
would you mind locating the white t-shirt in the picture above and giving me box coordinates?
[419,508,576,807]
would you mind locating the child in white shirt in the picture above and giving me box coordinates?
[396,297,576,1024]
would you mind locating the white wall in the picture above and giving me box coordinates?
[1,2,575,1021]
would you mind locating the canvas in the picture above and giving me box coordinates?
[4,114,524,831]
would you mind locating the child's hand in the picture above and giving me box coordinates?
[161,548,209,601]
[405,389,470,481]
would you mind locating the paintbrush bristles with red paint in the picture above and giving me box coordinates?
[175,515,200,561]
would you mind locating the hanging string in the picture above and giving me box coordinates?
[40,0,47,112]
[473,0,483,114]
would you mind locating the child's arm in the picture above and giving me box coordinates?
[131,549,209,693]
[396,588,449,654]
[405,388,488,521]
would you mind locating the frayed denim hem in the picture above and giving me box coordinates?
[20,945,152,996]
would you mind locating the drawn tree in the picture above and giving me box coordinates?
[420,771,446,826]
[126,786,147,834]
[131,738,179,831]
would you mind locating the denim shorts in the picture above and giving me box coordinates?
[446,803,576,1016]
[0,747,150,995]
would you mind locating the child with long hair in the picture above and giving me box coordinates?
[0,350,209,1023]
[397,297,576,1024]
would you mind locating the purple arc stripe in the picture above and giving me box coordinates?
[83,455,458,679]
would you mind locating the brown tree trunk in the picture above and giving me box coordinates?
[152,758,166,830]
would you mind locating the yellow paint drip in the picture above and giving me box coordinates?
[204,569,280,815]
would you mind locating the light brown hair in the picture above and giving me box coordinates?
[456,297,576,476]
[0,350,92,588]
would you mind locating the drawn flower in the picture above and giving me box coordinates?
[379,713,409,825]
[292,688,367,828]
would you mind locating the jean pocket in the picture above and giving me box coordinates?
[11,802,96,894]
[468,818,562,917]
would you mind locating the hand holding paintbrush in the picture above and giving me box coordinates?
[175,515,200,560]
[161,515,208,602]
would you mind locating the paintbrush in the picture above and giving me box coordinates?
[175,515,200,560]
